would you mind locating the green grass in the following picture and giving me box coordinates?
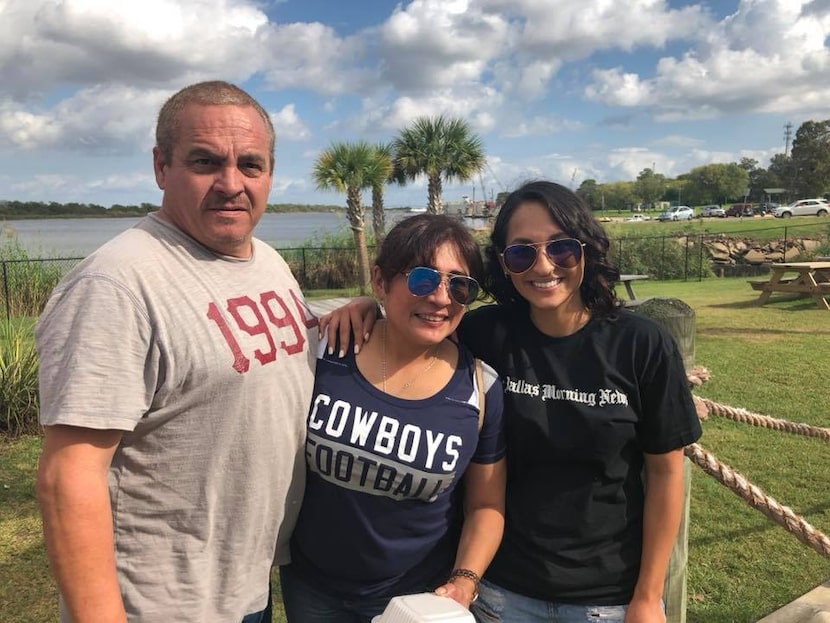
[604,214,830,241]
[1,277,828,622]
[631,277,830,622]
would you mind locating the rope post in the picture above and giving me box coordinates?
[627,296,695,623]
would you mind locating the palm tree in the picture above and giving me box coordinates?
[393,115,486,214]
[312,141,387,292]
[367,143,403,243]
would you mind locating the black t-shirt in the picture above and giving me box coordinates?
[458,305,702,605]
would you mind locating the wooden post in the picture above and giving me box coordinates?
[627,296,695,623]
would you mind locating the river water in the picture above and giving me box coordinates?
[0,211,493,258]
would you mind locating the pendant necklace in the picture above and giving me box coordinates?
[381,322,441,394]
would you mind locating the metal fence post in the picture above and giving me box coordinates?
[683,237,690,281]
[2,260,9,322]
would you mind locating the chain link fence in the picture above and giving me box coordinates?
[3,226,829,320]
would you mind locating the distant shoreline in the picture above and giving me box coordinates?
[0,204,350,220]
[0,205,420,220]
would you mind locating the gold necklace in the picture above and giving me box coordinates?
[381,323,442,394]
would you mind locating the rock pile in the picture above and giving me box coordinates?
[702,236,825,265]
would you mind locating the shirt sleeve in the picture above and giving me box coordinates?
[635,323,702,454]
[36,274,158,431]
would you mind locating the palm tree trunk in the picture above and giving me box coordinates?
[346,186,371,294]
[372,187,386,243]
[427,175,443,214]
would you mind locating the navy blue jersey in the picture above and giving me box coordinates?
[289,337,505,600]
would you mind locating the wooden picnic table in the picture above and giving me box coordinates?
[618,274,650,301]
[748,261,830,310]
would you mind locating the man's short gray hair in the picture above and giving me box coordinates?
[155,81,276,172]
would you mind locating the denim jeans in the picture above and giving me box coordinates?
[279,564,394,623]
[471,579,628,623]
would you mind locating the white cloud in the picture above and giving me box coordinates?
[377,0,510,92]
[0,84,163,152]
[271,104,311,141]
[0,0,270,98]
[483,0,709,55]
[500,115,581,138]
[585,0,830,119]
[259,22,372,95]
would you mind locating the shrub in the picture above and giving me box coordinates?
[610,234,714,280]
[281,227,378,290]
[0,320,40,437]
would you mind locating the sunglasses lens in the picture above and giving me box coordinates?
[546,239,582,268]
[449,276,479,305]
[502,245,537,273]
[407,267,441,296]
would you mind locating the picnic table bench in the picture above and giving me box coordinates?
[617,274,650,301]
[748,262,830,310]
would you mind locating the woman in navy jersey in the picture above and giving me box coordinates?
[320,181,702,623]
[281,214,506,623]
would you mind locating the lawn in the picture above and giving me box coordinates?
[603,214,830,241]
[1,276,828,623]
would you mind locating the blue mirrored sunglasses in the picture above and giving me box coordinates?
[405,266,480,306]
[500,238,585,274]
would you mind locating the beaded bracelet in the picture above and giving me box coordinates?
[448,568,481,601]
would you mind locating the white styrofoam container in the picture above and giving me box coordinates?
[372,593,475,623]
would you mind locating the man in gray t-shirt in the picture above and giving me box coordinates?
[35,81,317,623]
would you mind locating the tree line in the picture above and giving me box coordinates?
[0,201,344,219]
[576,119,830,211]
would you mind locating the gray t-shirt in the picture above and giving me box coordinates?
[37,214,317,621]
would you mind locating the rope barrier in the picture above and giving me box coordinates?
[693,396,830,441]
[683,368,829,558]
[685,442,830,558]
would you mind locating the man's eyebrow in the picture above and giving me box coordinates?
[238,152,267,163]
[185,147,218,160]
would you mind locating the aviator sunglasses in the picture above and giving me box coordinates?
[405,266,480,306]
[500,238,585,274]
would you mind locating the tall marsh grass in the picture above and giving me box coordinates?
[0,320,39,437]
[281,227,377,290]
[0,229,68,318]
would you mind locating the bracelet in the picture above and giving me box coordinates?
[448,568,480,602]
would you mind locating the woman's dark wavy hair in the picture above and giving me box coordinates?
[483,180,621,317]
[375,213,484,297]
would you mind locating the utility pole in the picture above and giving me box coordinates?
[784,121,793,157]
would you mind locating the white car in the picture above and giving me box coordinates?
[657,205,695,221]
[700,205,726,218]
[625,214,650,222]
[772,199,830,218]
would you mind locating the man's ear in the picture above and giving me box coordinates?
[152,147,167,190]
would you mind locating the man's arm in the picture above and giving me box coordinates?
[37,424,127,623]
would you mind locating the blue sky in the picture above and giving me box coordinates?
[1,0,829,209]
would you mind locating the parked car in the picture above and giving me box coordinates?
[656,205,695,221]
[625,213,650,222]
[725,203,754,217]
[700,205,726,218]
[772,198,830,218]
